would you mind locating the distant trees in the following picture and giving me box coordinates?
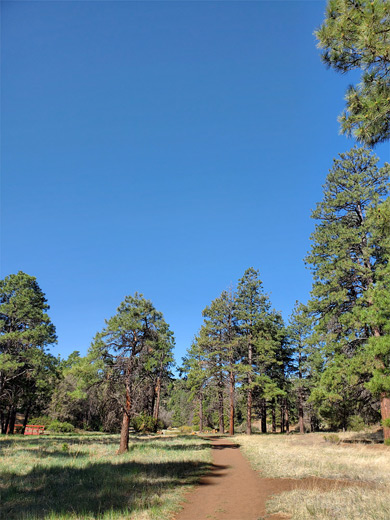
[0,278,175,441]
[316,0,390,145]
[0,272,58,433]
[181,268,289,435]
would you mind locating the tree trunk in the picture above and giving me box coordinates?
[7,406,16,435]
[118,382,131,454]
[298,385,304,434]
[229,371,235,436]
[380,393,390,442]
[298,401,304,434]
[3,407,10,435]
[0,411,4,434]
[298,351,304,434]
[153,376,161,422]
[246,341,252,435]
[280,401,285,433]
[261,399,267,433]
[284,400,289,433]
[199,392,203,433]
[22,402,32,434]
[271,400,276,433]
[218,387,224,434]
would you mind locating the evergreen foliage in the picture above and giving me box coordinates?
[92,293,175,452]
[306,147,390,436]
[0,272,57,434]
[316,0,390,145]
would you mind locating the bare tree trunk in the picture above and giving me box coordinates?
[271,400,276,433]
[298,398,304,434]
[261,399,267,433]
[0,411,5,434]
[310,413,317,432]
[280,400,285,433]
[229,371,235,436]
[199,392,203,433]
[218,387,224,434]
[284,400,289,433]
[3,407,10,435]
[118,382,131,454]
[153,376,161,422]
[7,406,16,435]
[246,341,252,435]
[381,393,390,442]
[22,402,32,434]
[298,350,304,434]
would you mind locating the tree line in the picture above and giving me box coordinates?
[1,0,390,449]
[178,147,389,441]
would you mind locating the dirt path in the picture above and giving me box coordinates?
[174,437,360,520]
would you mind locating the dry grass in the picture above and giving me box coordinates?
[267,487,390,520]
[234,432,390,520]
[0,433,212,520]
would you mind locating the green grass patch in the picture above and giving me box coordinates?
[0,433,212,519]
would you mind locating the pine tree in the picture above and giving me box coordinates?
[306,147,390,437]
[0,272,57,434]
[199,290,239,434]
[315,0,390,145]
[93,293,174,453]
[288,302,313,434]
[363,198,390,438]
[235,268,272,435]
[181,337,209,432]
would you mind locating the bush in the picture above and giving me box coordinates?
[179,425,193,434]
[29,416,52,427]
[385,438,390,447]
[131,413,162,433]
[323,434,340,444]
[48,420,75,433]
[348,415,366,432]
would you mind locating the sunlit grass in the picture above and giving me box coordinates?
[234,433,390,520]
[267,487,390,520]
[0,433,212,520]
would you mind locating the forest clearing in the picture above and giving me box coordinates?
[2,1,390,520]
[1,431,389,520]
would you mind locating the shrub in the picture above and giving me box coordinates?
[48,420,75,433]
[179,425,193,434]
[131,413,161,433]
[323,434,340,444]
[29,416,52,427]
[385,438,390,447]
[348,415,366,432]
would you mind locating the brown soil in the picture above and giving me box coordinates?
[174,437,365,520]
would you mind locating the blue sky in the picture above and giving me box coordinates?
[2,1,389,366]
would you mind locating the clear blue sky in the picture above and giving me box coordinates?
[2,1,389,366]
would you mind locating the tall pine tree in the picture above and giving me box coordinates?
[306,147,390,437]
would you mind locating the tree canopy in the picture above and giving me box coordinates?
[316,0,390,145]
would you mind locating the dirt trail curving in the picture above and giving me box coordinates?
[174,436,362,520]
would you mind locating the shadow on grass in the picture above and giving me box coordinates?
[0,435,212,461]
[0,435,119,451]
[1,458,215,519]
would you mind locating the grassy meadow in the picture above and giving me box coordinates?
[0,433,212,520]
[235,432,390,520]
